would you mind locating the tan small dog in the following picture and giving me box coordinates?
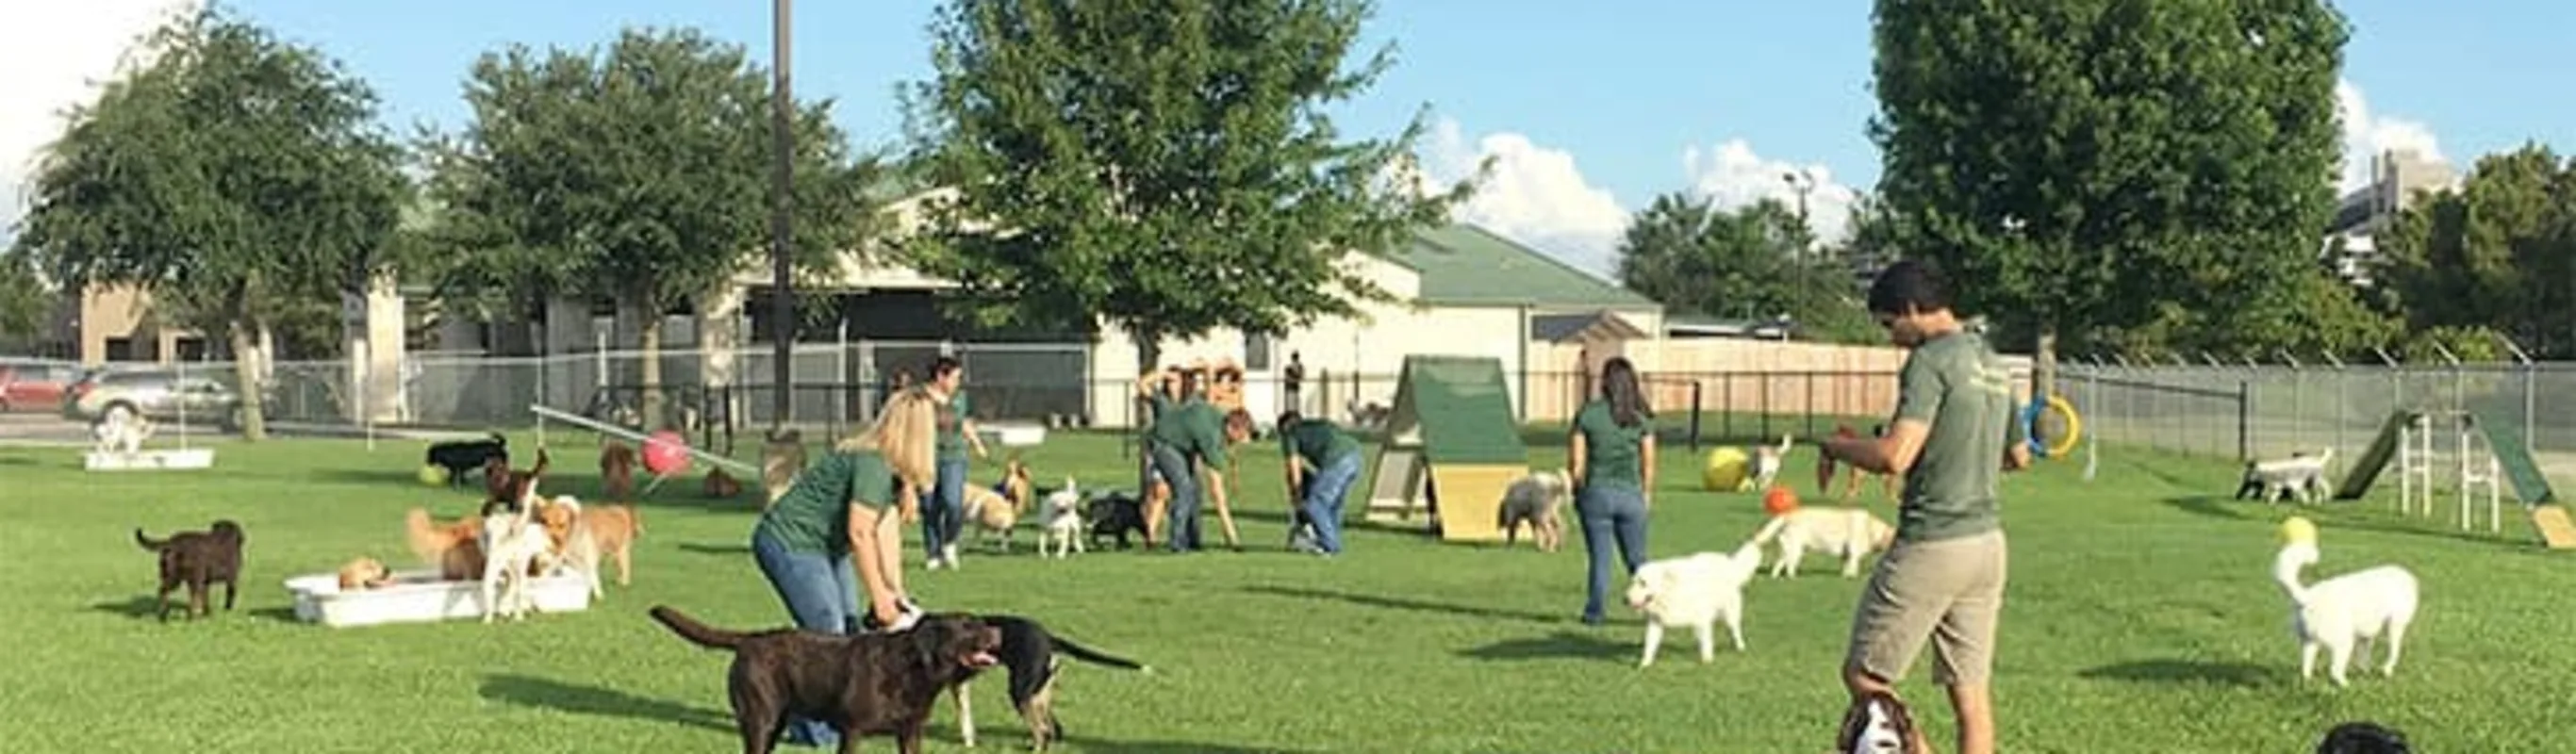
[761,432,807,509]
[337,557,391,591]
[600,441,637,501]
[574,502,644,588]
[964,459,1036,551]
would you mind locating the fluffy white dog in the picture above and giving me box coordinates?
[2239,449,2337,504]
[1037,479,1086,559]
[1623,542,1764,667]
[1749,505,1896,579]
[479,503,555,622]
[2273,532,2419,686]
[92,411,155,455]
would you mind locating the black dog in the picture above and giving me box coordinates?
[944,614,1152,751]
[2318,721,2411,753]
[424,433,509,489]
[650,605,1001,754]
[134,520,245,622]
[1083,491,1149,549]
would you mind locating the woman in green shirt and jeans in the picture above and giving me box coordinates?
[748,387,941,749]
[1572,356,1657,625]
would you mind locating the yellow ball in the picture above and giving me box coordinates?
[2279,516,2318,546]
[1702,447,1752,492]
[418,465,451,486]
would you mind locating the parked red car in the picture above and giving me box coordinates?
[0,359,89,413]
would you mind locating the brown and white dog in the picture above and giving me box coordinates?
[703,467,743,500]
[1820,424,1901,503]
[1836,690,1931,753]
[1750,434,1794,491]
[964,458,1035,552]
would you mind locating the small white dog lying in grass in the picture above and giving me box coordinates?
[1623,542,1764,667]
[2273,516,2418,686]
[1749,504,1895,578]
[1037,479,1086,559]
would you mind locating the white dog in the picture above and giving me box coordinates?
[2273,535,2419,686]
[1623,542,1764,667]
[479,503,555,622]
[1749,434,1793,491]
[1749,505,1897,578]
[1037,480,1086,559]
[92,411,155,455]
[2239,449,2337,504]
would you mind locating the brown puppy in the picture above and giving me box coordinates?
[650,605,1001,754]
[703,467,743,499]
[1836,689,1932,754]
[600,441,636,501]
[338,557,391,591]
[133,520,245,621]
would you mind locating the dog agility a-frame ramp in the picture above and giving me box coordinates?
[1363,355,1528,542]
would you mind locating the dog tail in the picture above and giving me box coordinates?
[134,528,170,551]
[405,508,456,563]
[1748,514,1791,546]
[649,605,747,650]
[1050,635,1152,674]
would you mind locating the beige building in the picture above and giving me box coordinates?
[2324,148,2458,287]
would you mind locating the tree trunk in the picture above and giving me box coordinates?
[2032,327,2059,440]
[230,321,268,442]
[1133,327,1161,497]
[639,307,668,432]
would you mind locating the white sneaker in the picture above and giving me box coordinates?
[941,544,960,570]
[925,556,945,570]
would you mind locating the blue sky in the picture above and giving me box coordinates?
[6,1,2570,274]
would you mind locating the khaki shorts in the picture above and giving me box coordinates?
[1845,529,2008,686]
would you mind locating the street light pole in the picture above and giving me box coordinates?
[1781,169,1819,325]
[768,0,796,434]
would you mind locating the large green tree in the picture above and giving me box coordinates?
[12,5,408,439]
[2377,144,2576,357]
[1614,192,1874,343]
[1870,0,2384,390]
[421,26,881,426]
[900,0,1477,374]
[0,249,49,347]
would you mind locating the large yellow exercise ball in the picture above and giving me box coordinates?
[1703,447,1752,492]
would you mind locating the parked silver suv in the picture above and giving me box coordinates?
[61,369,249,432]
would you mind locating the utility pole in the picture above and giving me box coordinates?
[768,0,796,434]
[1781,169,1819,325]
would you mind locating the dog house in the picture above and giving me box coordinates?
[1363,355,1527,542]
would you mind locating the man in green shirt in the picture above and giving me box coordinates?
[1821,259,2029,754]
[922,356,990,571]
[1147,391,1247,552]
[1276,410,1362,556]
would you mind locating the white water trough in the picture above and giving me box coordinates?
[282,568,592,628]
[85,448,216,470]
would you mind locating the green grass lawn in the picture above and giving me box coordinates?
[3,429,2569,752]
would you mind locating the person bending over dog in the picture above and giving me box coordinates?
[1572,356,1657,626]
[1147,386,1247,552]
[1274,410,1362,556]
[922,356,992,571]
[1820,259,2028,754]
[749,386,942,749]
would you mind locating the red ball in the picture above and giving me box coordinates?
[642,431,691,476]
[1762,485,1800,516]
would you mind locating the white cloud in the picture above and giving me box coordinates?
[1414,118,1865,279]
[0,1,200,239]
[1414,118,1631,276]
[2335,78,2445,196]
[1681,139,1861,248]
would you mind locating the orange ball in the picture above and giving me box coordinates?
[1762,485,1800,516]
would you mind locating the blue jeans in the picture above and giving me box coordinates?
[924,457,969,554]
[1299,454,1362,554]
[1150,444,1204,551]
[751,526,859,747]
[1577,484,1650,623]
